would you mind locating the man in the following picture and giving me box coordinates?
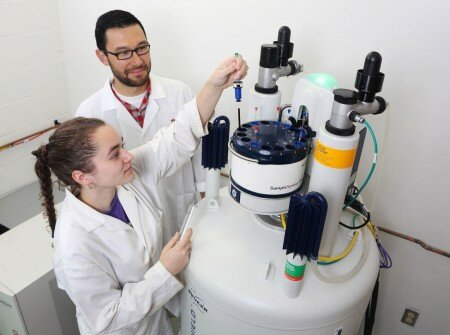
[76,10,205,242]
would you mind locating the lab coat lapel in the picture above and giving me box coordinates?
[117,187,148,251]
[100,80,142,143]
[142,99,159,135]
[142,75,166,137]
[114,101,143,150]
[116,103,143,134]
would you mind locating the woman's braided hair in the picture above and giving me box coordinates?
[32,117,106,236]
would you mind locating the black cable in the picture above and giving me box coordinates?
[339,210,370,229]
[341,187,394,268]
[364,272,380,335]
[339,189,370,229]
[344,185,449,259]
[278,104,291,122]
[288,116,297,127]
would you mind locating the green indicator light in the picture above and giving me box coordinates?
[305,73,339,91]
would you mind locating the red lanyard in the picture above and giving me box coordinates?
[110,80,151,128]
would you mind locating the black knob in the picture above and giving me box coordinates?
[354,51,385,103]
[275,26,294,66]
[277,26,291,46]
[333,89,358,105]
[363,52,382,76]
[259,44,279,68]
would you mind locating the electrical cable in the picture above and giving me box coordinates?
[315,227,360,265]
[340,194,370,230]
[344,119,378,208]
[377,239,392,268]
[280,213,287,229]
[311,227,369,283]
[311,188,368,265]
[317,259,339,266]
[367,222,376,237]
[340,117,450,260]
[340,189,393,268]
[364,272,380,335]
[278,104,291,122]
[347,186,448,260]
[318,231,359,263]
[339,212,370,230]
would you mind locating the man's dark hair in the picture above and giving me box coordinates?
[95,10,147,51]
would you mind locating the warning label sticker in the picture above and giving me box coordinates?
[314,141,356,169]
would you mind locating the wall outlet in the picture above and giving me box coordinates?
[401,307,420,327]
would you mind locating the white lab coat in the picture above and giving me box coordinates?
[54,99,206,335]
[76,74,205,240]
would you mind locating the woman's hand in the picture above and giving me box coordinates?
[207,54,248,89]
[197,54,249,125]
[160,228,193,276]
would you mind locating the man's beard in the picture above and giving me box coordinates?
[110,63,150,87]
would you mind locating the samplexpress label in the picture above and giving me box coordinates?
[269,181,300,191]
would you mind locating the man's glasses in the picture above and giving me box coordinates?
[104,44,150,60]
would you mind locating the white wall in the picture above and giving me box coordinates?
[40,0,450,332]
[0,0,72,197]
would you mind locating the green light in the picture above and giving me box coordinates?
[305,73,339,91]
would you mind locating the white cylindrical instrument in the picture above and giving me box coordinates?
[307,125,359,256]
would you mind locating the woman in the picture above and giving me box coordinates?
[32,55,247,335]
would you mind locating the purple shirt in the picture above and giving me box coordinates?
[104,193,130,224]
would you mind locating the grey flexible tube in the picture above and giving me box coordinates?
[311,227,369,283]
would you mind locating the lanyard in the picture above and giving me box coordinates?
[110,80,151,128]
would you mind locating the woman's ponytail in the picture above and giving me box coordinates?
[31,117,106,237]
[32,145,57,236]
